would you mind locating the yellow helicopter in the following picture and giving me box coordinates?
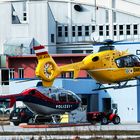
[33,39,140,89]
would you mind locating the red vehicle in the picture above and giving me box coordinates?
[87,109,120,125]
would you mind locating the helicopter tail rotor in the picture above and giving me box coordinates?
[33,45,60,87]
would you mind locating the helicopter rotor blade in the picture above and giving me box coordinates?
[15,78,40,83]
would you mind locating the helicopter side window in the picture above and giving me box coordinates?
[124,56,133,67]
[92,56,99,62]
[132,55,140,67]
[51,94,56,100]
[68,94,77,102]
[59,93,67,102]
[116,55,134,68]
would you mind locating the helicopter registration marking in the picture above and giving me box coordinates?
[133,68,140,72]
[125,68,133,74]
[56,104,73,109]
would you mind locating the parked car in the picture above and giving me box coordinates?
[87,109,120,125]
[9,106,34,126]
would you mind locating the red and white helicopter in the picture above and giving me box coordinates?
[0,46,81,122]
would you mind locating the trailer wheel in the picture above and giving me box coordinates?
[113,116,120,124]
[101,117,108,125]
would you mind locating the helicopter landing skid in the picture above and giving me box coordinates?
[93,82,140,91]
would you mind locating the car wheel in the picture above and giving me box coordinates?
[101,117,108,125]
[113,116,120,125]
[13,122,20,126]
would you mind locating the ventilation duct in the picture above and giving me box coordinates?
[74,4,83,12]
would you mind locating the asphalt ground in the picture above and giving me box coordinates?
[0,123,140,139]
[0,123,140,132]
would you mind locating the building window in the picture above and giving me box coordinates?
[99,26,103,36]
[92,26,95,32]
[112,0,116,8]
[1,69,9,85]
[85,26,89,36]
[106,25,109,36]
[126,25,131,35]
[51,34,54,43]
[136,50,140,55]
[78,26,82,36]
[65,26,68,37]
[61,73,66,78]
[134,24,138,35]
[11,4,21,24]
[69,72,74,78]
[105,10,109,23]
[86,50,93,54]
[58,26,62,37]
[23,1,27,21]
[113,12,116,23]
[10,68,15,79]
[18,68,24,79]
[23,12,27,21]
[72,50,83,53]
[119,25,123,35]
[114,25,117,36]
[72,26,75,37]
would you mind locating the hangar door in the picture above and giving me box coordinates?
[81,94,99,112]
[90,94,99,112]
[102,98,111,112]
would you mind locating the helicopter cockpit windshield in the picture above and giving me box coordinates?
[50,89,81,103]
[115,55,140,68]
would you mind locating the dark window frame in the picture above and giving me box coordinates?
[58,26,62,37]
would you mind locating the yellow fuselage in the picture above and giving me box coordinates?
[81,50,140,84]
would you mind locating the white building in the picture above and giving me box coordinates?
[0,0,140,54]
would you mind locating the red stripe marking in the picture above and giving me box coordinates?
[33,45,45,50]
[36,52,48,56]
[19,123,91,128]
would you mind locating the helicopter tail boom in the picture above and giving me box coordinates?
[33,45,87,87]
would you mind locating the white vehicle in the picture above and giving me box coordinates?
[0,104,10,114]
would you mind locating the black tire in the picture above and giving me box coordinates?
[101,117,108,125]
[13,122,20,126]
[113,116,120,125]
